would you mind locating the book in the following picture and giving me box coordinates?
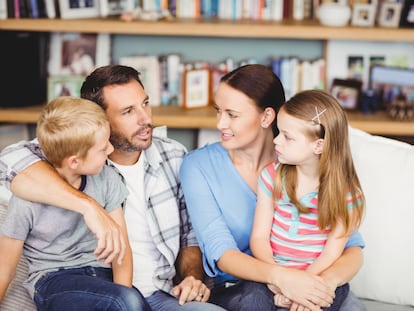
[0,0,7,18]
[44,0,55,17]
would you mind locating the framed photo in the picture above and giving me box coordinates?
[369,65,414,110]
[183,69,210,109]
[378,2,402,27]
[47,75,84,102]
[331,78,363,111]
[351,4,376,27]
[399,0,414,28]
[48,33,111,76]
[100,0,134,17]
[119,55,161,106]
[59,0,100,18]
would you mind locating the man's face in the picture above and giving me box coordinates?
[102,80,153,154]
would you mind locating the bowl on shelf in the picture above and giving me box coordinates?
[317,3,351,27]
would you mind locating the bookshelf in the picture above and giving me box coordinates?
[1,104,414,136]
[1,18,414,41]
[1,18,414,137]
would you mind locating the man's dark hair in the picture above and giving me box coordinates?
[80,65,144,110]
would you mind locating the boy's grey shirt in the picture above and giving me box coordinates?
[1,165,128,298]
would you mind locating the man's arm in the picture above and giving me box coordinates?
[172,246,210,304]
[10,161,125,264]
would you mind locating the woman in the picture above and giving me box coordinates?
[179,64,365,311]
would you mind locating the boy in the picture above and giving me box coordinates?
[0,97,150,311]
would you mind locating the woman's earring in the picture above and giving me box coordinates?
[261,123,268,129]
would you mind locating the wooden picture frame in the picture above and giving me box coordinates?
[351,4,376,27]
[331,78,362,111]
[183,69,210,109]
[378,2,402,28]
[47,75,84,102]
[399,0,414,28]
[59,0,100,18]
[48,33,111,76]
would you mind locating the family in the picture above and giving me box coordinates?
[0,64,365,311]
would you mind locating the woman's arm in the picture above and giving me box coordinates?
[109,207,132,287]
[218,249,333,311]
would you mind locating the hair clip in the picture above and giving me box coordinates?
[311,106,327,125]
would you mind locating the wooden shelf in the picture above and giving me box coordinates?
[1,18,414,42]
[1,105,413,136]
[1,18,414,138]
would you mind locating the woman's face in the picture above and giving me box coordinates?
[214,83,266,150]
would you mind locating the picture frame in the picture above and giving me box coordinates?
[119,55,161,106]
[47,75,84,102]
[330,78,363,111]
[351,4,376,27]
[369,65,414,110]
[399,0,414,28]
[59,0,101,18]
[99,0,134,17]
[378,2,402,27]
[183,69,210,109]
[48,33,111,76]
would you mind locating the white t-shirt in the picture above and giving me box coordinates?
[110,154,161,297]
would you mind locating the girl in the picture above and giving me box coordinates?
[251,89,365,311]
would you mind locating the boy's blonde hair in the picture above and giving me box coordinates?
[273,90,365,234]
[37,96,109,167]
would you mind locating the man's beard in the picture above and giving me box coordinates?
[110,125,152,152]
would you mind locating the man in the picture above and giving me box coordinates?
[0,65,224,311]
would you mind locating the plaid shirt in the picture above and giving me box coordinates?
[0,128,198,294]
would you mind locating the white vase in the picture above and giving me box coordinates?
[317,3,351,27]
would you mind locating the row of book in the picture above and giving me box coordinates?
[115,54,325,107]
[1,0,55,18]
[0,0,309,20]
[139,0,319,21]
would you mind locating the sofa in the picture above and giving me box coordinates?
[0,127,413,310]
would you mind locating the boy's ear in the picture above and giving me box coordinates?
[65,155,80,169]
[314,138,324,155]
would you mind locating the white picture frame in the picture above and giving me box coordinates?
[378,2,403,28]
[351,4,377,27]
[59,0,100,19]
[183,69,210,109]
[48,32,111,76]
[119,55,161,106]
[99,0,134,17]
[47,75,84,102]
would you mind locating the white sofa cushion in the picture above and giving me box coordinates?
[349,127,414,307]
[0,188,36,311]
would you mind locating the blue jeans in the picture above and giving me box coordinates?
[146,290,226,311]
[34,266,151,311]
[210,281,275,311]
[210,280,365,311]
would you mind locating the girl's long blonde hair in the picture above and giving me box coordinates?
[273,90,364,234]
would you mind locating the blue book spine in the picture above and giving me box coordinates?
[30,0,38,17]
[210,0,218,17]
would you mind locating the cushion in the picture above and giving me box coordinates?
[349,127,414,307]
[0,188,36,311]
